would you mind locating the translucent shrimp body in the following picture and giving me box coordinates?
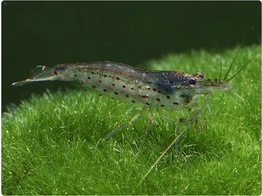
[12,61,230,110]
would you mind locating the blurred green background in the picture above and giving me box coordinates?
[2,1,260,111]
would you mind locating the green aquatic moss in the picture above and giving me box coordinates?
[2,45,260,194]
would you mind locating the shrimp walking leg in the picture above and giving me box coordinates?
[133,94,211,192]
[102,113,142,142]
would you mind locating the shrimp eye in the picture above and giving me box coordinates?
[189,78,197,85]
[197,72,204,79]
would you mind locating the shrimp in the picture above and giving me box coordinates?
[11,59,244,131]
[12,61,231,109]
[12,58,255,143]
[12,54,259,193]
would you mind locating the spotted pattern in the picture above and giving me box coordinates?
[65,62,197,109]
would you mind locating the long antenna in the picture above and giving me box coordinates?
[226,54,260,82]
[223,26,249,81]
